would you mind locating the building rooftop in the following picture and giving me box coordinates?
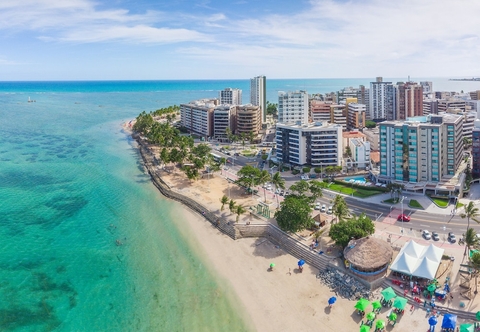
[370,151,380,163]
[343,131,366,139]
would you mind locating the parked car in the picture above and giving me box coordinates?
[397,214,411,222]
[320,204,326,213]
[448,232,456,243]
[422,230,431,240]
[432,232,440,241]
[315,202,321,210]
[327,206,333,214]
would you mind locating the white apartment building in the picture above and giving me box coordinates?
[213,105,236,141]
[278,90,309,124]
[420,81,433,94]
[219,88,242,105]
[363,128,380,151]
[348,138,370,170]
[331,104,347,130]
[250,76,267,123]
[378,114,464,194]
[369,80,395,121]
[276,121,343,167]
[180,99,218,137]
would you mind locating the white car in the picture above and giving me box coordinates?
[315,202,321,210]
[327,206,333,214]
[422,230,431,240]
[320,205,326,213]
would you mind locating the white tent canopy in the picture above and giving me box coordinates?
[390,241,444,280]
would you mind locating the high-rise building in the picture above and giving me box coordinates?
[250,76,266,123]
[219,88,242,105]
[330,104,347,130]
[472,120,480,179]
[423,99,438,115]
[405,83,423,118]
[369,80,395,121]
[420,81,433,94]
[213,105,236,141]
[180,99,218,137]
[278,90,309,124]
[379,114,464,185]
[347,103,367,130]
[310,100,333,122]
[348,138,371,170]
[276,122,343,167]
[438,99,466,112]
[470,90,480,100]
[236,105,262,137]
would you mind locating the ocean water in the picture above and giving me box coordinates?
[0,78,477,331]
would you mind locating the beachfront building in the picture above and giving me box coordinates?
[330,104,347,130]
[377,114,465,196]
[278,90,309,124]
[213,105,236,141]
[344,237,393,281]
[236,105,262,138]
[347,103,366,130]
[310,100,333,122]
[276,121,343,167]
[472,120,480,179]
[180,99,218,137]
[369,78,395,121]
[250,75,267,123]
[219,88,242,105]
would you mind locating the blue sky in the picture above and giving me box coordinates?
[1,0,479,80]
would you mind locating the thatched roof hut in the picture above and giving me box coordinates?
[344,236,393,273]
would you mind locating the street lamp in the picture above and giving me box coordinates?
[400,196,406,235]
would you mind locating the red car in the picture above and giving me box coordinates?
[397,214,411,222]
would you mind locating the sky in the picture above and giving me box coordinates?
[1,0,479,80]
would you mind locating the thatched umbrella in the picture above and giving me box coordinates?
[344,236,393,273]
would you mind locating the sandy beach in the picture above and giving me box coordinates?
[154,165,439,332]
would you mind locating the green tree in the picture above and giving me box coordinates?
[160,148,169,167]
[345,146,352,158]
[271,172,286,208]
[133,111,154,134]
[289,180,310,196]
[220,195,229,211]
[465,228,478,259]
[332,195,349,222]
[237,165,261,191]
[266,101,278,116]
[461,201,480,231]
[365,120,377,129]
[229,199,236,213]
[248,131,255,144]
[470,252,480,294]
[314,167,322,174]
[235,205,246,222]
[329,213,375,248]
[256,170,272,202]
[275,195,314,233]
[309,180,324,202]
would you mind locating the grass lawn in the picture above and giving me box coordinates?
[409,199,423,209]
[384,198,398,204]
[431,197,449,208]
[328,183,383,198]
[241,150,256,157]
[456,202,464,209]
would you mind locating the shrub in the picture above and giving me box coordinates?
[314,167,322,174]
[302,167,311,173]
[292,169,300,175]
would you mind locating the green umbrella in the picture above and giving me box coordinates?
[354,298,370,311]
[376,320,386,329]
[366,312,375,321]
[427,284,437,293]
[360,325,370,332]
[388,312,397,321]
[372,300,382,310]
[460,323,474,332]
[393,296,408,310]
[476,311,480,321]
[381,287,396,301]
[270,263,275,268]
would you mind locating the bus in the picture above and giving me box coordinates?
[210,153,222,162]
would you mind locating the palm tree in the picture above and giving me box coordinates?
[271,172,285,208]
[332,195,349,223]
[465,228,478,259]
[235,205,246,222]
[461,201,480,230]
[220,195,229,211]
[470,252,480,294]
[229,199,236,214]
[256,170,272,202]
[248,131,255,144]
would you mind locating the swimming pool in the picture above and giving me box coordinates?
[343,176,367,184]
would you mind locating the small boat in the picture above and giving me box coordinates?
[28,97,36,103]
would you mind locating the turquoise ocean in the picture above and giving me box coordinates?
[0,78,478,331]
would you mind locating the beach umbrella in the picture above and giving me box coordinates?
[427,284,437,294]
[328,297,337,305]
[381,287,397,301]
[393,296,408,310]
[354,298,370,311]
[428,316,438,326]
[298,259,305,266]
[270,263,275,268]
[441,314,457,329]
[360,325,370,332]
[366,312,375,321]
[388,312,397,322]
[376,320,386,329]
[460,323,474,332]
[476,311,480,321]
[372,300,382,310]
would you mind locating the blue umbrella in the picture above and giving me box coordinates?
[441,314,457,329]
[298,259,305,266]
[429,316,438,326]
[328,297,337,305]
